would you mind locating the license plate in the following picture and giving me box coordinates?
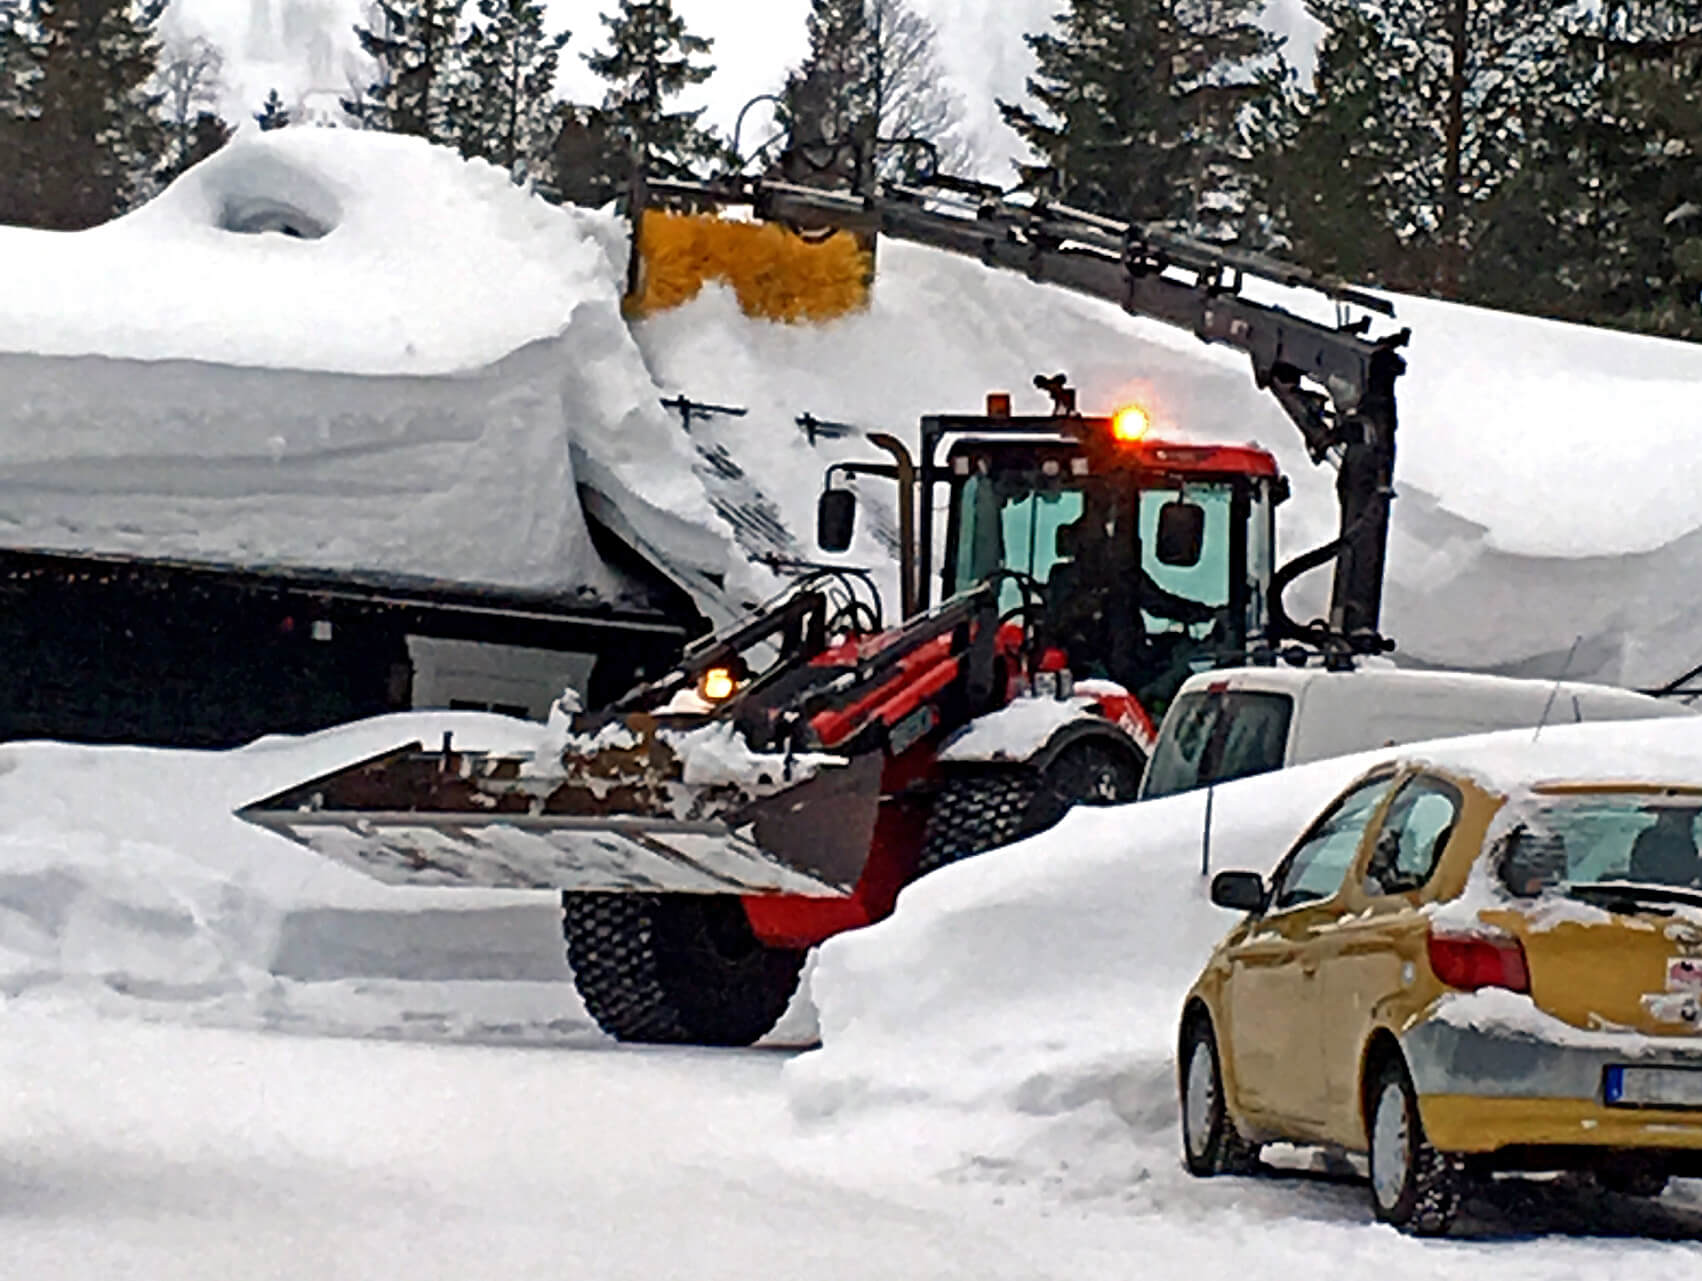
[1604,1065,1702,1109]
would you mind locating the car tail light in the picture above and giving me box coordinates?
[1426,927,1530,993]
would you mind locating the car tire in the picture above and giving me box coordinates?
[916,743,1141,879]
[1180,1015,1262,1177]
[1367,1057,1463,1235]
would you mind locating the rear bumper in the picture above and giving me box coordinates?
[1404,1018,1702,1154]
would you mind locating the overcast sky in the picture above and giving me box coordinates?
[171,1,1324,178]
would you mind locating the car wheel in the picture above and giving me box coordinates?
[1367,1057,1463,1235]
[1180,1015,1261,1177]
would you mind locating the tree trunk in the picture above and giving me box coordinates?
[1438,0,1470,296]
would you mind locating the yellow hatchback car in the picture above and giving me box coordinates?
[1179,756,1702,1234]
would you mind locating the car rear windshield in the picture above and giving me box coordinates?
[1140,689,1293,800]
[1498,794,1702,895]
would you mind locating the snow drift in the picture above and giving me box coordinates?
[0,712,592,1036]
[786,717,1702,1197]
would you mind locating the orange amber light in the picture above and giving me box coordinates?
[699,667,738,702]
[1112,404,1152,441]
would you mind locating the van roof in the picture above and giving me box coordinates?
[1173,665,1677,707]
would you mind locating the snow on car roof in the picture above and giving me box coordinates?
[1393,715,1702,796]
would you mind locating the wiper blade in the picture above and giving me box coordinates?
[1564,880,1702,913]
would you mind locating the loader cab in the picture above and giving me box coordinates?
[932,424,1280,710]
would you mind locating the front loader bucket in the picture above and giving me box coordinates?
[625,209,873,323]
[236,726,884,899]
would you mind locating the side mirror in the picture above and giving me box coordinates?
[1156,500,1206,567]
[817,488,857,553]
[1210,870,1267,913]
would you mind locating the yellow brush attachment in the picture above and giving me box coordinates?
[625,209,873,323]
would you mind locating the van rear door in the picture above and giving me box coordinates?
[1140,686,1294,799]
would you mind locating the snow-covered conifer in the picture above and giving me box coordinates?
[1288,0,1561,295]
[583,0,721,180]
[0,0,170,229]
[345,0,465,142]
[452,0,568,183]
[999,0,1279,241]
[255,87,292,130]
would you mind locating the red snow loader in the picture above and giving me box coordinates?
[240,155,1409,1046]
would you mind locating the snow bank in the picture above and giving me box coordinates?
[0,712,568,1015]
[787,716,1702,1192]
[784,755,1369,1188]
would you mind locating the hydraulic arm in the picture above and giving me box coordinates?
[635,168,1410,654]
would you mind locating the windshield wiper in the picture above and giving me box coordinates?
[1564,881,1702,913]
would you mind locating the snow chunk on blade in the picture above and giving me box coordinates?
[236,720,881,898]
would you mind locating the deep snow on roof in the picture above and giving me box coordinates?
[6,128,1702,680]
[0,129,626,375]
[0,131,731,595]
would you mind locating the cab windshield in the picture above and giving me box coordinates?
[947,468,1251,702]
[950,474,1235,621]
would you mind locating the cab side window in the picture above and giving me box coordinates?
[1363,775,1463,897]
[1271,774,1395,910]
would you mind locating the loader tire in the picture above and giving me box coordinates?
[916,742,1140,879]
[562,892,805,1047]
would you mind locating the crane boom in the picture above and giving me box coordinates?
[635,169,1410,654]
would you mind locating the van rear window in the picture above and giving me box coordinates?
[1140,690,1294,800]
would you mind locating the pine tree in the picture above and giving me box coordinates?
[781,0,971,180]
[1260,7,1413,286]
[584,0,721,180]
[548,103,627,205]
[1290,0,1561,297]
[998,0,1280,241]
[346,0,465,141]
[1565,2,1702,336]
[255,87,292,130]
[0,0,37,223]
[453,0,568,181]
[0,0,35,116]
[783,0,873,156]
[0,0,170,230]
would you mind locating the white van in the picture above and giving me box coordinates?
[1138,665,1694,800]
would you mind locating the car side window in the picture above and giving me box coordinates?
[1363,775,1463,897]
[1270,774,1396,911]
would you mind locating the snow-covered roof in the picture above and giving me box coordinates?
[7,128,1702,683]
[0,129,623,375]
[0,131,730,600]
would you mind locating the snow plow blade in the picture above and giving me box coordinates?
[236,731,883,898]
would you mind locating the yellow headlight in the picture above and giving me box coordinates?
[699,667,738,702]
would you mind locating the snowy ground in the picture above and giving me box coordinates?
[6,129,1702,1269]
[3,715,1702,1273]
